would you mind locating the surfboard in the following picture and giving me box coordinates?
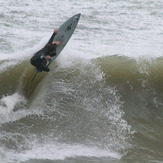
[47,13,81,66]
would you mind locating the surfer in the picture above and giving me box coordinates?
[30,29,61,72]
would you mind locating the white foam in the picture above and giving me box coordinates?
[1,0,163,60]
[7,143,121,162]
[0,60,19,73]
[0,93,42,124]
[0,93,25,111]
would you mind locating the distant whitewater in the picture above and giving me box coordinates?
[0,0,163,163]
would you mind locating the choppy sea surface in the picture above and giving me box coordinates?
[0,0,163,163]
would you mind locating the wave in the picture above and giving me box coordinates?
[1,55,163,97]
[0,54,163,162]
[1,55,163,124]
[0,55,131,162]
[97,55,163,160]
[97,55,163,86]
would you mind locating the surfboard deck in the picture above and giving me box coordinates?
[47,13,81,66]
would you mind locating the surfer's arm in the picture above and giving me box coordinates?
[46,29,59,45]
[45,56,52,60]
[40,52,52,60]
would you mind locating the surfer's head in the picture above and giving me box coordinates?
[47,44,57,54]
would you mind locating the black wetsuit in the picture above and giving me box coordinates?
[30,32,57,72]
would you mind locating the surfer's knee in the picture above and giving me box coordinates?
[44,67,50,72]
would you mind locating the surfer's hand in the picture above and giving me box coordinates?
[54,29,59,33]
[53,41,61,46]
[45,56,52,60]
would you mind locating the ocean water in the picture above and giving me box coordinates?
[0,0,163,163]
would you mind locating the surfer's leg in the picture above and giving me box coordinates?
[38,63,50,72]
[31,61,49,72]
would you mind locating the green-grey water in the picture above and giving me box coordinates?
[0,0,163,163]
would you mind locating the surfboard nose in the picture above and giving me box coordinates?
[73,13,81,21]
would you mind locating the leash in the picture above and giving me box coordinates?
[28,71,39,97]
